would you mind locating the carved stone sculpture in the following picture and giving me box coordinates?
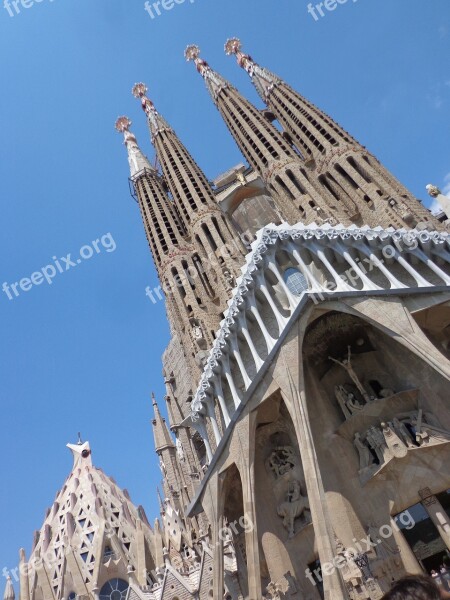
[354,433,373,470]
[392,418,415,448]
[277,480,309,538]
[176,437,185,461]
[267,446,296,478]
[329,346,371,402]
[381,422,408,458]
[335,385,352,420]
[366,427,388,464]
[335,385,364,419]
[356,411,450,480]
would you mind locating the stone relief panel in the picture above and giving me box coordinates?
[259,428,311,540]
[352,409,450,484]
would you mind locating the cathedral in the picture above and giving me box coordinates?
[8,39,450,600]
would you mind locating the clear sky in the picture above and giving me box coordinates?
[0,0,449,588]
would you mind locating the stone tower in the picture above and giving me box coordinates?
[131,83,246,298]
[186,43,441,231]
[18,440,163,600]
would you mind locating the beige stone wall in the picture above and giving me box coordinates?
[195,293,450,600]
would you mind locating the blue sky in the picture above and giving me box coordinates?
[0,0,449,587]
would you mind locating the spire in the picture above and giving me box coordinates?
[224,38,280,101]
[185,44,230,103]
[224,39,440,229]
[185,44,327,225]
[165,394,186,430]
[3,577,15,600]
[115,115,186,271]
[184,44,294,175]
[224,37,353,159]
[115,115,155,178]
[152,393,175,452]
[130,78,246,324]
[131,83,171,140]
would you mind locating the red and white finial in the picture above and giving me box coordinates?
[185,44,201,62]
[184,44,212,78]
[224,37,242,57]
[224,37,254,72]
[115,115,138,146]
[115,115,132,134]
[132,82,156,117]
[185,45,229,101]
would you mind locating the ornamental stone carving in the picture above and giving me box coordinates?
[277,480,310,538]
[266,446,296,478]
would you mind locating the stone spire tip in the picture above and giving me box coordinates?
[3,576,15,600]
[115,115,132,133]
[184,44,201,62]
[132,82,148,99]
[224,37,242,56]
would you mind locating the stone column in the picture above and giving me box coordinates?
[240,413,263,599]
[202,471,225,600]
[277,318,349,600]
[419,488,450,549]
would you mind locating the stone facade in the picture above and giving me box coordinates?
[11,42,450,600]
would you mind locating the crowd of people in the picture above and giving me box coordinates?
[430,565,450,593]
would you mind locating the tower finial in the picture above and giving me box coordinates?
[152,391,157,407]
[224,37,261,79]
[184,44,229,101]
[184,44,201,62]
[132,83,154,117]
[115,115,132,134]
[131,83,171,136]
[224,37,242,56]
[77,432,82,445]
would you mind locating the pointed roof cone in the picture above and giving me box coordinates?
[151,393,175,452]
[115,116,154,178]
[3,577,15,600]
[131,83,172,138]
[157,486,164,513]
[165,394,186,430]
[224,38,280,101]
[185,44,230,104]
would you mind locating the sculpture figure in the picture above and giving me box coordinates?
[381,422,408,458]
[366,427,386,465]
[392,418,415,448]
[354,433,373,470]
[267,446,296,478]
[335,385,352,420]
[176,437,185,461]
[277,480,309,538]
[346,393,364,414]
[329,346,371,403]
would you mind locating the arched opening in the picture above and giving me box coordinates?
[253,392,318,597]
[221,464,249,598]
